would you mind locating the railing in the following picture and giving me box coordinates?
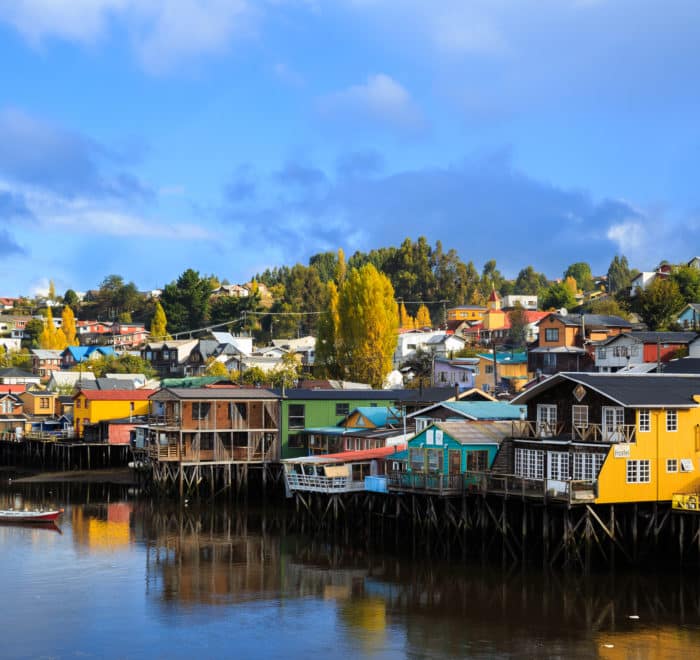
[286,472,366,493]
[387,472,466,494]
[484,473,596,504]
[147,415,181,426]
[573,423,636,444]
[512,420,636,444]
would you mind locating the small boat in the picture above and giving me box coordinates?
[0,508,64,523]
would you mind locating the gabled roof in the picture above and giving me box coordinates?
[31,349,63,359]
[476,352,527,365]
[538,313,632,328]
[654,358,700,374]
[150,387,279,401]
[0,367,36,378]
[346,406,402,427]
[512,372,700,408]
[423,421,511,445]
[599,331,698,347]
[408,401,525,421]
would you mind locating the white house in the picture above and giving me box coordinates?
[502,295,538,311]
[394,330,446,365]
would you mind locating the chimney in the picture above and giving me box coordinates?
[454,382,459,401]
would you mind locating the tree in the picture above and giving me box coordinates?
[270,352,302,389]
[39,307,57,349]
[315,281,341,377]
[514,266,549,296]
[398,302,413,330]
[63,289,80,309]
[415,304,432,329]
[149,301,171,341]
[607,255,632,294]
[564,262,593,292]
[23,319,45,348]
[160,269,212,335]
[82,353,155,378]
[48,279,56,301]
[540,282,576,311]
[671,265,700,304]
[507,303,528,347]
[205,357,229,377]
[635,278,685,330]
[564,276,578,296]
[93,274,142,321]
[479,260,504,299]
[309,251,338,283]
[239,366,268,386]
[61,306,79,346]
[587,297,629,319]
[336,264,398,387]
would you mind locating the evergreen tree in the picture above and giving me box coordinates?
[607,255,632,294]
[315,281,341,377]
[541,282,576,311]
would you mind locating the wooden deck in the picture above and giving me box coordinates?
[484,474,597,505]
[387,472,466,496]
[511,420,636,444]
[285,472,366,494]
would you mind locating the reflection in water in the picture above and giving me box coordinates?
[0,482,699,659]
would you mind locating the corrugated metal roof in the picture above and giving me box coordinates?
[151,387,279,400]
[351,406,402,426]
[432,421,511,445]
[77,389,156,401]
[282,444,407,464]
[441,401,525,420]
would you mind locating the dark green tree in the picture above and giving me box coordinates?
[670,265,700,304]
[160,269,212,335]
[540,282,576,311]
[514,266,549,295]
[606,255,632,294]
[564,262,594,292]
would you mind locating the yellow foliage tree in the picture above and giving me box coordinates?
[205,357,229,377]
[149,301,171,341]
[399,302,412,330]
[39,308,55,349]
[564,275,578,296]
[336,263,398,388]
[415,304,432,329]
[61,305,79,346]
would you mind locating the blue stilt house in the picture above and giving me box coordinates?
[387,421,510,495]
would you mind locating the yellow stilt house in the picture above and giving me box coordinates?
[487,373,700,505]
[73,389,156,438]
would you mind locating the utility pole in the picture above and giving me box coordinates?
[492,341,498,393]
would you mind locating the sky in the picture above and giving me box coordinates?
[0,0,699,297]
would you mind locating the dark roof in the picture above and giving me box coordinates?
[96,377,135,390]
[280,387,458,402]
[654,358,700,374]
[600,331,698,346]
[545,313,632,328]
[151,387,280,401]
[0,367,36,378]
[513,372,700,408]
[196,339,220,360]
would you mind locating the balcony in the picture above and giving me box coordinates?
[484,474,597,504]
[511,420,636,444]
[387,472,467,495]
[285,472,366,494]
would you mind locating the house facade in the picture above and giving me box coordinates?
[446,305,486,323]
[31,349,63,377]
[73,389,155,438]
[432,357,478,389]
[595,332,697,372]
[490,373,700,505]
[677,304,700,330]
[141,339,198,378]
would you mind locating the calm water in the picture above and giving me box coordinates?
[2,485,700,659]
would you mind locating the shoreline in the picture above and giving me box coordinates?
[7,467,137,485]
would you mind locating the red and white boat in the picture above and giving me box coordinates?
[0,508,64,523]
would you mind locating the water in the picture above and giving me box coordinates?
[2,485,700,659]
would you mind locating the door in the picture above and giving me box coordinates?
[602,406,625,442]
[449,450,461,475]
[537,404,557,437]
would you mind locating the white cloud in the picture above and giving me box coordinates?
[606,220,644,252]
[318,74,424,132]
[0,0,256,73]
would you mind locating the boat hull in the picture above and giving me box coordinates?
[0,509,64,523]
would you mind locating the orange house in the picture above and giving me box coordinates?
[19,389,57,416]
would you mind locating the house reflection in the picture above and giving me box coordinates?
[71,502,133,551]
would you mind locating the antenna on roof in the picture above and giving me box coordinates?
[559,308,568,316]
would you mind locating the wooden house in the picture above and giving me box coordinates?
[74,389,156,438]
[387,421,509,495]
[147,387,281,464]
[488,372,700,505]
[19,389,56,416]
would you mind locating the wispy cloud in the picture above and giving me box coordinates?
[318,74,425,134]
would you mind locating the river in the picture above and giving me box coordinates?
[2,483,699,659]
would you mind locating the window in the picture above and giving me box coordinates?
[545,328,559,342]
[485,364,494,374]
[572,405,588,429]
[410,448,425,472]
[638,409,650,433]
[162,350,169,359]
[666,410,678,432]
[598,348,607,359]
[192,402,210,420]
[288,433,304,449]
[666,458,678,473]
[514,448,544,480]
[229,402,247,420]
[39,397,50,409]
[613,346,629,358]
[427,448,441,472]
[548,451,570,480]
[626,459,651,484]
[466,450,489,472]
[75,399,81,409]
[536,404,557,437]
[335,403,350,417]
[543,353,556,367]
[573,453,605,480]
[146,351,153,360]
[288,404,305,429]
[681,458,694,472]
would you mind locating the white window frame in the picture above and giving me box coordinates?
[666,458,678,473]
[572,405,588,429]
[547,451,570,481]
[638,409,650,433]
[602,406,625,443]
[626,459,651,484]
[666,410,678,432]
[515,448,544,480]
[572,453,605,481]
[536,404,557,437]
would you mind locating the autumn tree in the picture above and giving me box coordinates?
[398,302,413,330]
[205,357,229,377]
[414,304,432,329]
[540,282,576,311]
[336,263,398,387]
[149,301,171,341]
[507,303,529,347]
[315,281,341,377]
[48,279,56,301]
[61,306,79,346]
[564,262,594,292]
[39,307,66,349]
[564,276,579,296]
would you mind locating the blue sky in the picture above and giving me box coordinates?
[0,0,699,296]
